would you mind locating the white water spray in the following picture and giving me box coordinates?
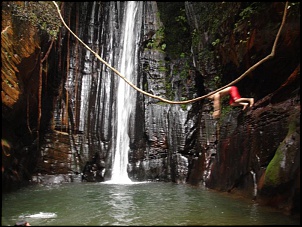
[108,2,140,184]
[250,170,257,200]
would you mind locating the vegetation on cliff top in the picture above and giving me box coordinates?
[6,1,61,40]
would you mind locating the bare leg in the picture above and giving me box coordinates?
[249,98,254,107]
[232,100,252,110]
[234,98,254,107]
[238,102,249,110]
[212,93,221,118]
[217,87,232,97]
[209,87,233,118]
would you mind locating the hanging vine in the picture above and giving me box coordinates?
[52,1,288,104]
[37,39,54,151]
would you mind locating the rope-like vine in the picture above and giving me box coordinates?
[52,1,288,105]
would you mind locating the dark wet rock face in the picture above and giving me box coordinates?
[2,2,299,217]
[82,152,106,182]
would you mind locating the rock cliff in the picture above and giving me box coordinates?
[1,1,300,216]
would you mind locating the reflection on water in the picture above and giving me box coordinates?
[107,185,136,225]
[2,182,299,226]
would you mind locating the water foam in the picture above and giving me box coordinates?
[21,212,57,219]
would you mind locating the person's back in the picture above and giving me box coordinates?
[14,220,30,226]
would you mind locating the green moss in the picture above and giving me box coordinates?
[180,104,187,110]
[287,116,298,136]
[157,101,168,106]
[165,82,173,100]
[264,144,283,187]
[10,2,61,40]
[264,115,299,187]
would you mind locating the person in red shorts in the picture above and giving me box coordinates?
[209,86,254,119]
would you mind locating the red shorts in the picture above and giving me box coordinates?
[229,86,241,105]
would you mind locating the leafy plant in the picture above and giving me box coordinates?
[10,1,61,40]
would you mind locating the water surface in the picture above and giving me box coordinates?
[2,181,299,226]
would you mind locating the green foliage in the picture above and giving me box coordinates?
[161,43,166,51]
[165,78,173,100]
[156,27,165,40]
[154,3,196,102]
[206,74,223,92]
[220,98,232,117]
[146,41,154,49]
[234,3,266,44]
[179,61,190,80]
[158,66,168,72]
[179,53,185,58]
[10,1,61,40]
[175,8,188,33]
[193,3,241,39]
[239,4,256,20]
[191,29,200,47]
[212,38,220,47]
[180,104,186,110]
[156,2,191,59]
[145,26,166,52]
[157,101,168,106]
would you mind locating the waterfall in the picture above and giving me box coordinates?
[250,170,257,200]
[109,1,142,184]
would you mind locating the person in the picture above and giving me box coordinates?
[209,86,254,119]
[14,220,31,226]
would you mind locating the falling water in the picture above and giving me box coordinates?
[108,2,141,184]
[250,170,257,200]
